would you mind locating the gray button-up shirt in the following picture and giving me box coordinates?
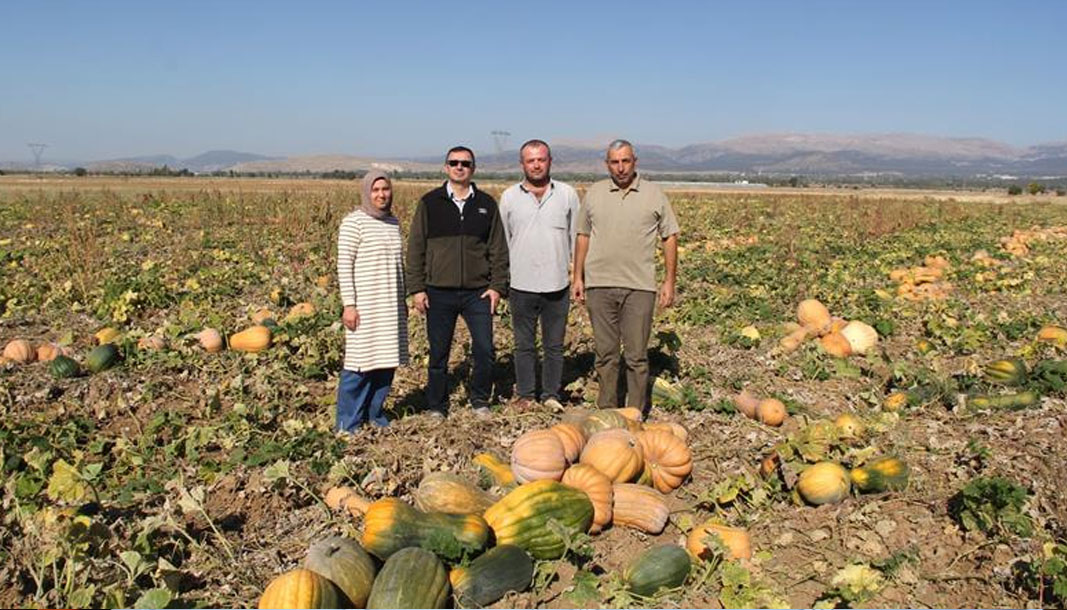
[499,180,580,293]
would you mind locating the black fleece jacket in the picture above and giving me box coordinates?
[406,182,510,296]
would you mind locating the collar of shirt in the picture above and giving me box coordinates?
[446,181,475,204]
[609,173,642,195]
[518,180,555,204]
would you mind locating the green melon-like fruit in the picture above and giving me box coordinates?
[49,355,81,379]
[450,544,534,608]
[85,344,121,373]
[367,547,450,609]
[623,544,691,597]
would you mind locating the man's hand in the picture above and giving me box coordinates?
[481,288,501,314]
[571,277,585,304]
[413,291,429,314]
[658,279,676,308]
[342,305,360,330]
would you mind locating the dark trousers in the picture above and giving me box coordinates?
[426,287,494,412]
[585,287,656,409]
[511,287,570,401]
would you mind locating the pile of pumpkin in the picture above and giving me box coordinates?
[999,225,1067,258]
[778,299,879,358]
[1,330,123,378]
[887,254,953,301]
[197,302,317,354]
[259,409,750,608]
[760,416,910,506]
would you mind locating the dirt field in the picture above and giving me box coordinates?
[1,176,1066,608]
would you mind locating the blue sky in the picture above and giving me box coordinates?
[2,1,1065,161]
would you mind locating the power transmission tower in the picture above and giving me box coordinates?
[491,130,511,155]
[27,143,48,170]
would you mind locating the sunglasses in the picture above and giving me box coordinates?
[447,159,474,168]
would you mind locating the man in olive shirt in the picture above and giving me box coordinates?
[571,139,679,412]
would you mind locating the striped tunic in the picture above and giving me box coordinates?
[337,210,409,371]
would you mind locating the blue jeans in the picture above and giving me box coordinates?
[511,287,569,401]
[426,287,494,413]
[337,368,395,431]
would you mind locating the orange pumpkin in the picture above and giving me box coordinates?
[579,429,644,483]
[560,464,613,533]
[612,483,670,534]
[636,430,693,493]
[550,422,587,464]
[511,429,567,483]
[229,325,272,352]
[687,520,752,562]
[819,332,852,358]
[36,342,68,362]
[756,398,787,427]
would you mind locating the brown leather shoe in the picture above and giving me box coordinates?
[509,397,537,412]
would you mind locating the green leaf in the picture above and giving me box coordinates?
[262,459,291,484]
[68,585,96,609]
[134,587,173,609]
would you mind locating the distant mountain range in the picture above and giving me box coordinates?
[4,134,1066,177]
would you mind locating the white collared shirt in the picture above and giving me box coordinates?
[446,181,474,215]
[499,179,580,292]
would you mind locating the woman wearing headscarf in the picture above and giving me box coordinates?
[335,170,409,430]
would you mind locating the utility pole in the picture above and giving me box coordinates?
[490,130,511,155]
[27,143,48,170]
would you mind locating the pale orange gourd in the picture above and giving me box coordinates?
[511,429,567,483]
[636,429,693,493]
[756,398,787,427]
[3,339,35,363]
[733,390,760,419]
[579,429,644,483]
[642,421,689,442]
[612,483,670,534]
[229,325,272,352]
[550,422,587,464]
[197,328,224,353]
[797,299,831,332]
[819,331,852,358]
[36,342,68,362]
[687,520,752,562]
[560,464,613,533]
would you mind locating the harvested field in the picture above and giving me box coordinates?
[2,176,1066,608]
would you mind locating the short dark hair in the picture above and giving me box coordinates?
[446,146,475,165]
[519,139,551,158]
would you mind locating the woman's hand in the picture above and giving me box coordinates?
[342,305,360,330]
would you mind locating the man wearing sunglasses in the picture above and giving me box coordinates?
[407,146,510,418]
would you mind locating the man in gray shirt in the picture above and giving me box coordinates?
[572,139,679,412]
[499,139,580,411]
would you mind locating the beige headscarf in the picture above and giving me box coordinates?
[360,170,394,220]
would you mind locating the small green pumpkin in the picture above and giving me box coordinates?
[623,545,691,597]
[85,344,121,373]
[850,456,909,493]
[49,355,81,379]
[450,545,534,608]
[367,547,450,609]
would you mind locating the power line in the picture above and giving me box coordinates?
[490,130,510,155]
[27,143,48,170]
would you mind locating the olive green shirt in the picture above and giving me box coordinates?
[576,174,679,292]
